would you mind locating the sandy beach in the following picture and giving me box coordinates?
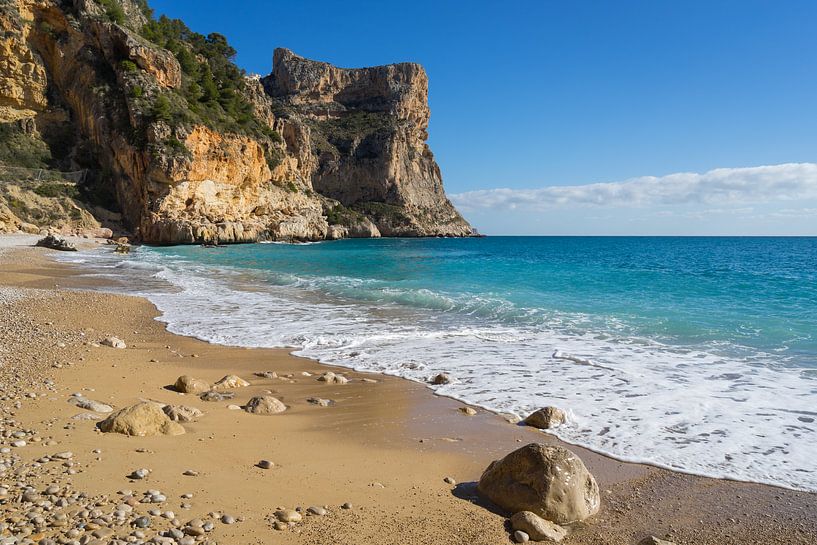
[0,234,815,545]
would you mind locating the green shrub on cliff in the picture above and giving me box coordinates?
[98,0,125,24]
[0,123,52,169]
[139,13,267,139]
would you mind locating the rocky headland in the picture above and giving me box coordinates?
[0,0,473,243]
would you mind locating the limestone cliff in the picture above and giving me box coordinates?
[264,48,472,237]
[0,0,473,242]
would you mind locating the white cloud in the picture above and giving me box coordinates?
[451,163,817,212]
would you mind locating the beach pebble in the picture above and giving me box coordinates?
[227,404,241,410]
[443,476,456,485]
[459,406,477,416]
[68,397,114,413]
[213,375,250,389]
[133,516,151,528]
[221,514,236,524]
[101,336,126,349]
[514,530,530,543]
[317,372,348,384]
[257,460,274,469]
[274,509,302,523]
[244,395,286,415]
[341,502,353,510]
[182,469,199,476]
[200,391,233,402]
[130,468,150,479]
[510,511,567,542]
[11,440,26,447]
[307,397,333,407]
[638,538,676,545]
[174,375,211,394]
[307,506,327,516]
[52,451,73,460]
[163,404,204,422]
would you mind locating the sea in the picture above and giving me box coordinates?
[58,236,817,492]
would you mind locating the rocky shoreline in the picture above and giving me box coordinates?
[0,238,816,545]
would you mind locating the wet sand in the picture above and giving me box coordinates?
[0,235,815,544]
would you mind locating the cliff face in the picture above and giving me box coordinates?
[265,48,472,237]
[0,0,472,242]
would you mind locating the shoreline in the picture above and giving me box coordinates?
[0,234,815,544]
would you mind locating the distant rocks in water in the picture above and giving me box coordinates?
[307,397,333,407]
[317,371,348,384]
[213,374,250,389]
[174,375,211,394]
[35,234,77,251]
[511,511,567,542]
[68,396,113,413]
[477,443,600,525]
[244,395,287,415]
[162,404,204,422]
[639,537,676,545]
[459,406,477,416]
[100,336,126,349]
[98,402,186,436]
[523,407,566,430]
[430,373,451,385]
[200,391,234,402]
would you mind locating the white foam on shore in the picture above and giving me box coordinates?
[57,246,817,492]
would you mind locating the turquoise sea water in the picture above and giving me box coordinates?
[66,237,817,491]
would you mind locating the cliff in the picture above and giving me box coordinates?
[0,0,473,242]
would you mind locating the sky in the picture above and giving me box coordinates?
[147,0,817,235]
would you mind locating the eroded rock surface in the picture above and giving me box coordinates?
[477,443,600,525]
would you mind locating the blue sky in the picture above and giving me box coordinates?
[148,0,817,235]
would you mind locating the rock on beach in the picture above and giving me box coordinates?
[477,443,600,524]
[98,402,186,436]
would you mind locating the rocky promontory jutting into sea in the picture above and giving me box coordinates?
[0,0,473,243]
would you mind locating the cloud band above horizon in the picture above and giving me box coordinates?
[451,163,817,212]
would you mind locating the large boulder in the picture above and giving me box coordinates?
[98,402,185,436]
[524,407,566,430]
[174,375,211,394]
[244,396,287,415]
[477,443,600,524]
[511,511,567,542]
